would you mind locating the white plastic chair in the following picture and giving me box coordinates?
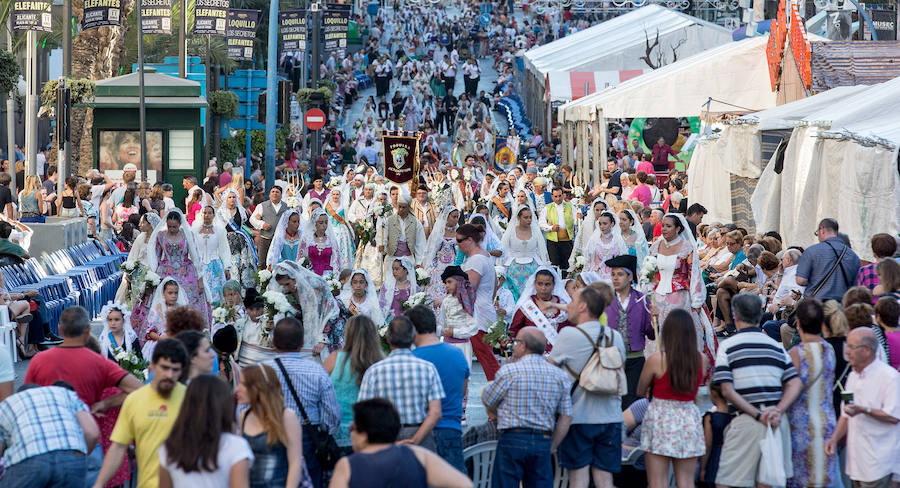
[0,306,17,362]
[463,441,497,488]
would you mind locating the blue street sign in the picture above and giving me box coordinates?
[479,13,491,25]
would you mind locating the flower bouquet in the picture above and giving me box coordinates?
[462,168,473,182]
[376,322,391,355]
[353,219,377,247]
[285,196,301,209]
[450,168,460,180]
[481,317,511,358]
[414,267,430,288]
[256,269,273,290]
[571,252,586,274]
[113,348,150,382]
[120,261,137,273]
[139,271,161,301]
[572,186,586,199]
[262,290,294,324]
[540,163,557,178]
[374,202,393,218]
[212,305,240,325]
[327,277,342,296]
[401,292,431,311]
[638,255,659,292]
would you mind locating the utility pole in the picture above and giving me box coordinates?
[63,0,72,178]
[179,0,187,77]
[264,0,280,191]
[6,17,16,194]
[24,30,37,177]
[137,1,149,181]
[56,77,66,197]
[310,5,321,160]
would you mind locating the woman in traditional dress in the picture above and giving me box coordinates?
[299,208,343,278]
[648,213,716,361]
[468,213,504,264]
[324,188,356,271]
[142,277,189,358]
[569,199,609,271]
[115,213,160,306]
[423,205,461,307]
[501,203,548,301]
[339,269,385,326]
[509,266,572,348]
[268,261,341,360]
[355,190,388,287]
[216,188,258,288]
[192,206,234,305]
[379,257,417,320]
[585,211,628,282]
[266,209,303,270]
[619,208,649,269]
[147,209,210,325]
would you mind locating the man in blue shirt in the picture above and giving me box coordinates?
[796,218,861,302]
[406,305,470,473]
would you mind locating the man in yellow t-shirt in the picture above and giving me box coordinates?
[91,339,188,488]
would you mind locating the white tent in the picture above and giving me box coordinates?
[522,5,731,78]
[558,35,777,123]
[749,78,900,260]
[687,85,870,227]
[544,69,645,103]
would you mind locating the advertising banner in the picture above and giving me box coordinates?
[194,0,229,36]
[12,0,53,32]
[322,5,350,51]
[280,10,308,52]
[226,9,259,61]
[140,0,173,34]
[82,0,123,30]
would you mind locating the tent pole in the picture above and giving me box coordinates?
[598,109,607,190]
[592,112,601,189]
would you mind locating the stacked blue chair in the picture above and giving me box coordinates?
[354,69,372,89]
[2,261,80,335]
[43,241,125,319]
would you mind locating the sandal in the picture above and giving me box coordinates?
[15,313,32,325]
[15,338,27,360]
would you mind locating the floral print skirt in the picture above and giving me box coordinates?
[640,398,705,459]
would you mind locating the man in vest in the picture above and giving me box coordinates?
[411,185,437,238]
[604,255,655,408]
[539,188,576,276]
[249,184,289,267]
[378,193,426,276]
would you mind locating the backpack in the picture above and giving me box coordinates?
[565,326,627,396]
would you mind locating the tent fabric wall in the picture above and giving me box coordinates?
[686,136,734,224]
[558,35,776,123]
[522,5,731,78]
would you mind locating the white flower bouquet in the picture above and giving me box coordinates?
[415,267,430,287]
[638,255,659,291]
[327,277,342,295]
[572,253,586,273]
[113,348,149,382]
[262,290,293,323]
[450,168,460,180]
[401,291,431,311]
[572,186,586,198]
[328,177,344,189]
[285,196,301,209]
[375,202,393,218]
[481,317,511,357]
[139,271,161,299]
[463,168,473,182]
[540,163,557,178]
[256,269,273,290]
[212,306,239,324]
[120,261,137,273]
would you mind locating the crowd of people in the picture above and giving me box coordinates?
[0,1,899,488]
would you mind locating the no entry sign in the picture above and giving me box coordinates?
[304,108,326,130]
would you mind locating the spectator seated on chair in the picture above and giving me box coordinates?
[0,222,28,265]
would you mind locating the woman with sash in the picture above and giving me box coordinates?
[216,188,258,288]
[509,266,572,351]
[325,188,356,271]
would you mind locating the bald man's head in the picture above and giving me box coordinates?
[517,327,547,355]
[847,327,878,370]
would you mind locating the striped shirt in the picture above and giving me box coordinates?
[265,353,341,433]
[712,327,798,412]
[482,354,573,431]
[358,349,445,425]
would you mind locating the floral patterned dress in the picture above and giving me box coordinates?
[155,233,211,324]
[425,236,459,309]
[787,341,837,488]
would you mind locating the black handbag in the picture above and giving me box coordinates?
[274,358,342,470]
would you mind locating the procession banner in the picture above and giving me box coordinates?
[82,0,123,30]
[12,0,53,32]
[280,10,307,52]
[193,0,229,36]
[492,136,517,173]
[382,130,421,185]
[322,4,350,51]
[141,0,173,34]
[226,9,259,61]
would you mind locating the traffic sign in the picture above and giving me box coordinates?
[480,13,491,25]
[304,108,326,130]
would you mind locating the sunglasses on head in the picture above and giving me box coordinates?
[456,236,470,243]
